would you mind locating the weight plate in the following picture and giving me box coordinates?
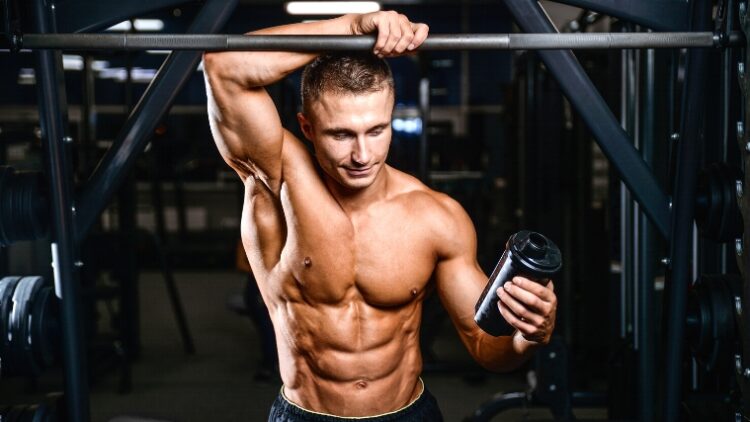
[0,276,21,376]
[31,286,58,368]
[8,276,43,376]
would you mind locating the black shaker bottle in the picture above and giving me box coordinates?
[474,230,562,336]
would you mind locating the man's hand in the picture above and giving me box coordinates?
[351,11,429,57]
[497,277,557,344]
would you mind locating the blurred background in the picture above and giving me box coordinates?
[0,0,744,420]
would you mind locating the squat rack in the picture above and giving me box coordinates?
[1,0,738,420]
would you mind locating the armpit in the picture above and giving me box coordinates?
[230,157,274,191]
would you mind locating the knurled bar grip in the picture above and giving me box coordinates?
[18,32,728,51]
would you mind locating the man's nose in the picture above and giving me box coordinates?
[351,136,371,166]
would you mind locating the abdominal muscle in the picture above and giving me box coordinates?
[272,287,425,417]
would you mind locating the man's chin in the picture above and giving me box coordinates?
[339,177,374,191]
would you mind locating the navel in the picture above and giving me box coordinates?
[355,380,368,389]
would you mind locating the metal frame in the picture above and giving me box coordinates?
[31,0,88,420]
[503,0,715,420]
[54,0,191,34]
[28,0,237,419]
[76,0,237,241]
[663,0,713,420]
[553,0,690,31]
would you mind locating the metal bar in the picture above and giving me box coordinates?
[504,0,671,238]
[637,44,657,422]
[663,0,712,419]
[75,0,238,241]
[13,31,743,51]
[31,0,90,421]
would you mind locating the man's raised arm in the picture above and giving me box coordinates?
[202,12,428,187]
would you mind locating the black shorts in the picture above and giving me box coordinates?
[268,380,444,422]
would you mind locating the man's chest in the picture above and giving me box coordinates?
[279,207,437,307]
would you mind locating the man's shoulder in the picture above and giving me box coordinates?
[387,168,469,226]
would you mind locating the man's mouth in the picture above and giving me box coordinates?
[344,166,373,177]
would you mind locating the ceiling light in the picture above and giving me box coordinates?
[106,21,131,31]
[106,19,164,32]
[133,19,164,31]
[285,1,380,15]
[63,55,83,71]
[18,68,35,85]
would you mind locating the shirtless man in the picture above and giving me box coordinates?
[203,11,557,421]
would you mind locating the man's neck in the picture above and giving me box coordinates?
[325,166,390,214]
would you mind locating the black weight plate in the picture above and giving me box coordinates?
[8,276,43,376]
[0,276,21,375]
[31,286,58,369]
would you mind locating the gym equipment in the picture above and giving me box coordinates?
[6,31,743,52]
[0,276,21,377]
[468,336,606,421]
[0,167,48,247]
[735,0,750,418]
[0,276,60,378]
[474,231,562,336]
[687,275,741,372]
[695,164,744,242]
[23,0,237,419]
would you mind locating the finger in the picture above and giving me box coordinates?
[548,280,555,293]
[373,17,389,55]
[409,23,429,50]
[511,277,556,303]
[392,17,415,54]
[382,19,402,55]
[498,300,536,334]
[498,288,544,326]
[504,280,552,314]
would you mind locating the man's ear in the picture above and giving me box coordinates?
[297,112,314,141]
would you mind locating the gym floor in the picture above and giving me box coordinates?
[2,271,606,421]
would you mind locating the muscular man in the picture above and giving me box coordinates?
[203,11,557,421]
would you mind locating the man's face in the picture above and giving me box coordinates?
[298,87,394,192]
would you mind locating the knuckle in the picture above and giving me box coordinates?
[531,298,543,309]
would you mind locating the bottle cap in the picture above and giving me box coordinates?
[509,230,562,277]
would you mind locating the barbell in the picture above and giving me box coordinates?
[2,31,744,52]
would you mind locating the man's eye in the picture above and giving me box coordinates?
[333,133,349,140]
[369,130,383,136]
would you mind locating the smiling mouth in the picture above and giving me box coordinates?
[344,167,373,177]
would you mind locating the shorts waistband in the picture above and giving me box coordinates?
[279,378,426,419]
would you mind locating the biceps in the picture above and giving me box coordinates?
[435,257,487,328]
[206,80,283,182]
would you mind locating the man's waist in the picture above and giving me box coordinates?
[279,377,425,419]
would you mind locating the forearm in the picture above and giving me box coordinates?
[203,14,359,88]
[468,328,539,372]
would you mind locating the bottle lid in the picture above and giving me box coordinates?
[509,230,562,276]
